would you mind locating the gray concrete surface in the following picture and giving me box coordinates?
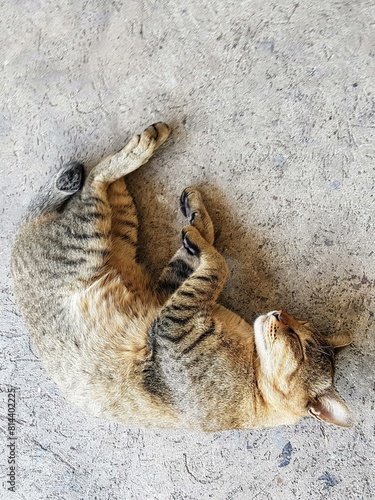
[1,0,374,498]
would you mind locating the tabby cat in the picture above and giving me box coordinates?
[11,123,353,431]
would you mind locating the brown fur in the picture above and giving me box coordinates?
[11,123,353,431]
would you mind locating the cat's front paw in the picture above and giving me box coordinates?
[180,188,214,245]
[181,226,203,256]
[182,225,228,280]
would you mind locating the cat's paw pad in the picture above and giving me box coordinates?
[56,162,84,193]
[181,227,201,256]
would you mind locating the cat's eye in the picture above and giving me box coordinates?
[287,328,297,337]
[286,328,305,358]
[285,328,300,343]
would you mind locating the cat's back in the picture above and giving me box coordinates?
[12,228,163,420]
[11,215,64,332]
[11,214,157,384]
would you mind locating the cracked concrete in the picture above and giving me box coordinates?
[1,0,374,498]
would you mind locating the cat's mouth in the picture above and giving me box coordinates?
[254,311,278,352]
[254,310,290,351]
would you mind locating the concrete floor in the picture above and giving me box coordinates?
[1,0,374,498]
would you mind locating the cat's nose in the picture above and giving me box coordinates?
[271,310,283,321]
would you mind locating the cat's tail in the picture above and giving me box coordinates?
[26,161,85,219]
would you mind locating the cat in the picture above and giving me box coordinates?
[11,123,353,431]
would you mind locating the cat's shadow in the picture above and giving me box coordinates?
[128,153,367,346]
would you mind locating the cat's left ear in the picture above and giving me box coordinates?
[309,388,354,427]
[325,332,353,349]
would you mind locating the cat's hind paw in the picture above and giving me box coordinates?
[125,122,171,161]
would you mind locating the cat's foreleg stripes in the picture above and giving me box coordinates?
[156,248,198,300]
[148,226,228,353]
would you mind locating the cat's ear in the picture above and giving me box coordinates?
[325,332,353,349]
[309,389,354,427]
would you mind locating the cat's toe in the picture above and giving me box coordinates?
[180,188,192,218]
[132,122,171,157]
[150,122,171,145]
[180,187,200,223]
[181,228,201,257]
[180,188,214,245]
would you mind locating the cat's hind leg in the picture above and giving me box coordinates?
[106,178,153,291]
[60,123,170,285]
[15,124,171,289]
[26,162,84,220]
[25,123,169,223]
[86,122,170,187]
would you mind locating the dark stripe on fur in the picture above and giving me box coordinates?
[117,220,138,229]
[181,321,216,355]
[114,232,137,245]
[169,259,194,279]
[59,257,87,267]
[75,212,106,223]
[157,330,187,343]
[148,319,194,345]
[61,224,109,240]
[82,196,106,206]
[194,275,211,282]
[169,303,196,312]
[163,314,190,326]
[179,290,196,298]
[156,281,179,295]
[157,260,194,295]
[73,232,107,240]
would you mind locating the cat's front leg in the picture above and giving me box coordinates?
[149,225,228,345]
[156,188,215,301]
[143,225,229,414]
[144,225,227,399]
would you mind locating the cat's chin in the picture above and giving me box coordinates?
[254,311,281,357]
[253,314,269,357]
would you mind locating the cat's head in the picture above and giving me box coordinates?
[254,310,353,427]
